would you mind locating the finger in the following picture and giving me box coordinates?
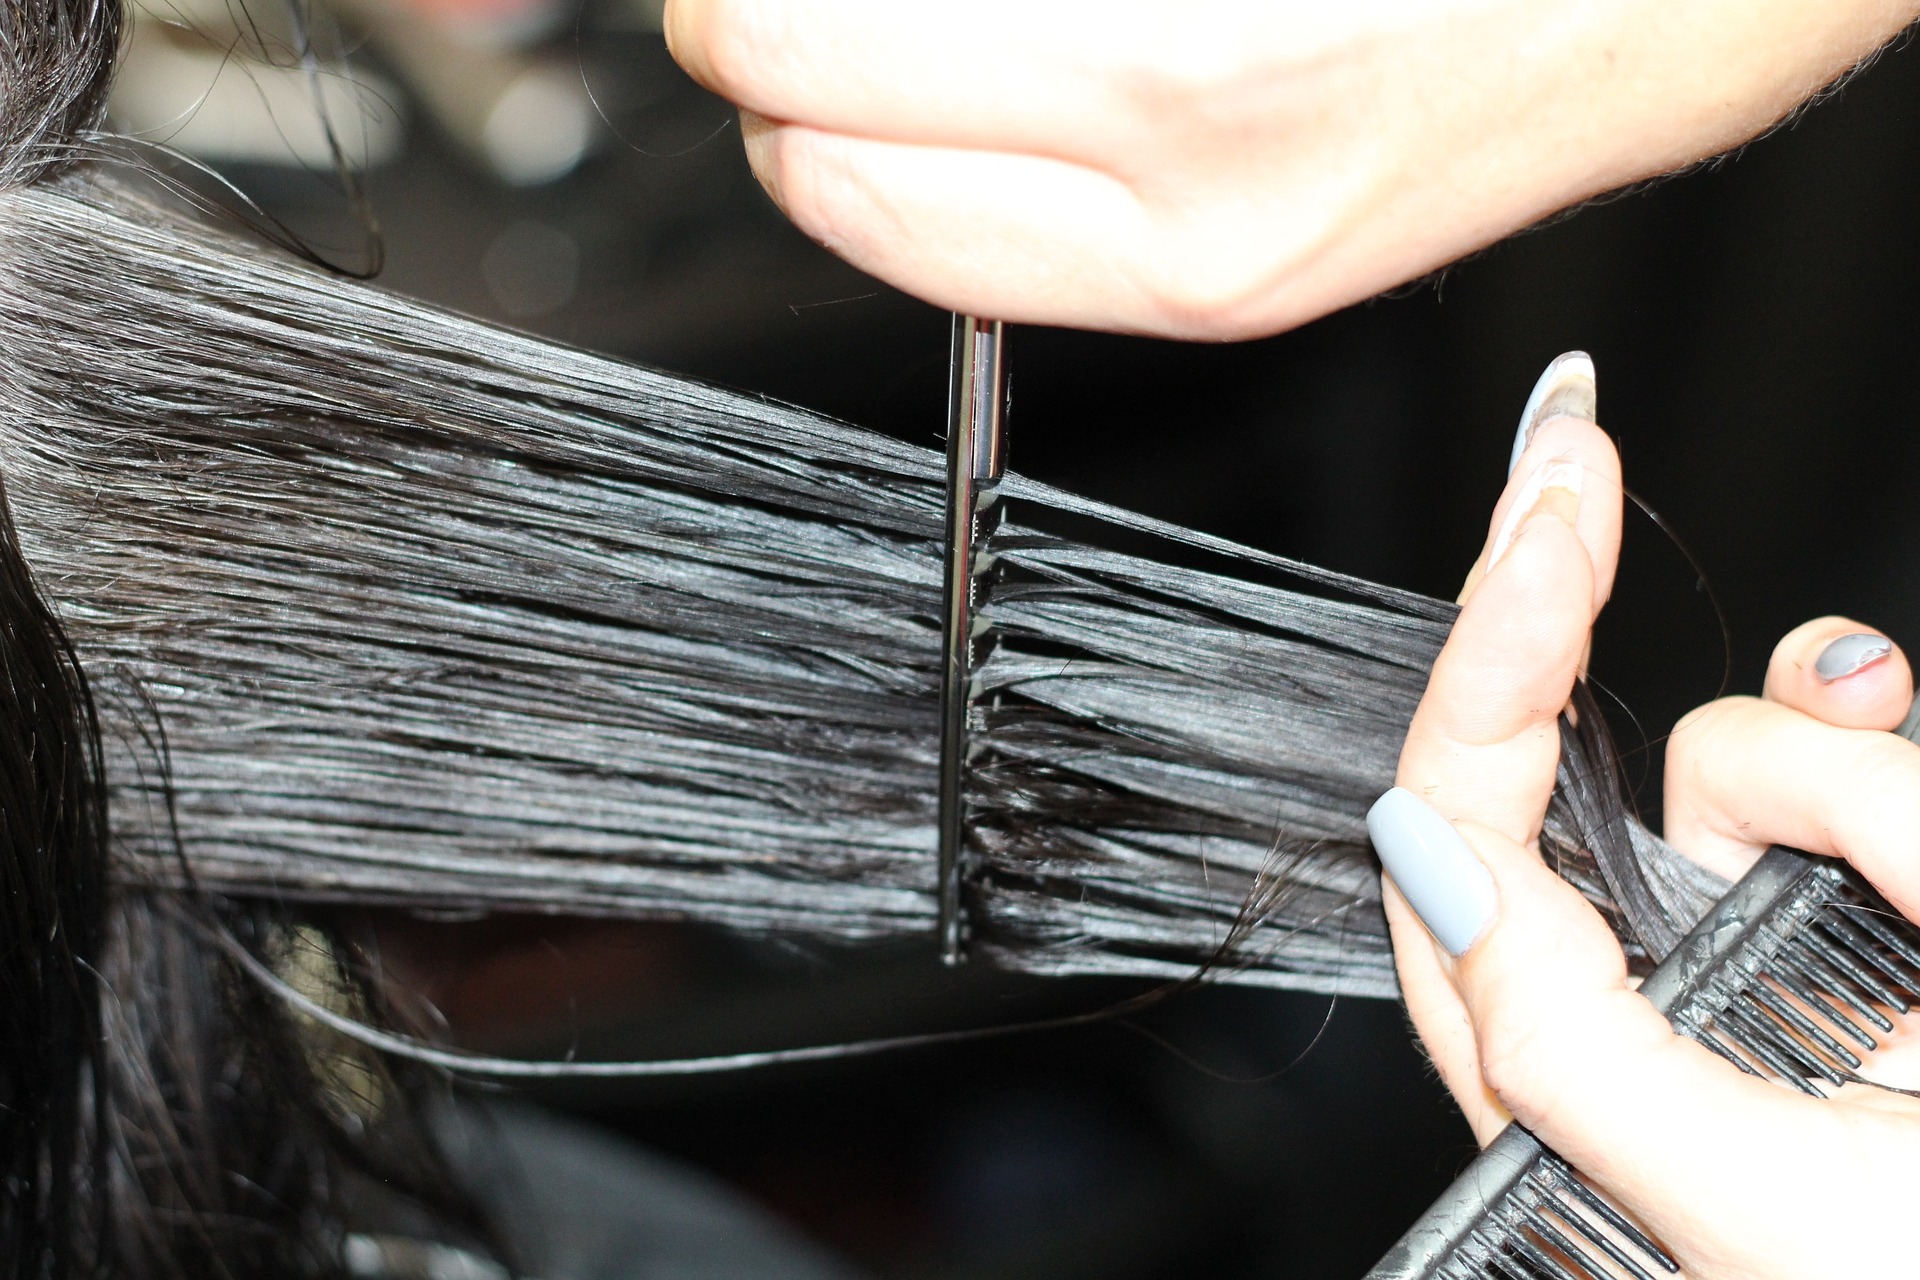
[672,0,1121,156]
[669,0,1092,149]
[1455,820,1762,1165]
[680,2,1522,335]
[1386,379,1620,1128]
[1398,418,1620,849]
[1381,865,1510,1143]
[669,0,1281,160]
[739,117,1370,336]
[1373,795,1848,1278]
[1761,616,1913,730]
[1385,475,1605,1127]
[1665,695,1920,918]
[740,120,1150,328]
[1456,411,1620,617]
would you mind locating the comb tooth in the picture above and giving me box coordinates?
[1772,948,1884,1046]
[1519,1210,1610,1280]
[1553,1169,1677,1272]
[1476,1229,1546,1280]
[1526,1182,1664,1280]
[1747,980,1863,1069]
[1368,854,1919,1280]
[1727,1000,1845,1087]
[1766,954,1875,1048]
[1798,926,1905,1021]
[1504,1222,1591,1280]
[1542,1207,1663,1280]
[1838,907,1920,987]
[1685,1021,1769,1078]
[1818,916,1918,1010]
[1714,1006,1830,1094]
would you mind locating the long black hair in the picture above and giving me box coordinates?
[0,0,1723,1271]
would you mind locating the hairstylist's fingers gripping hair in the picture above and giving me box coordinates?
[1375,389,1920,1276]
[1384,757,1920,1280]
[1378,361,1621,1141]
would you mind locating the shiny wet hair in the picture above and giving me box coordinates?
[0,0,1723,1272]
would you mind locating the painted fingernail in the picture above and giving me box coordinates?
[1366,787,1497,956]
[1814,632,1893,683]
[1509,351,1597,476]
[1488,458,1582,569]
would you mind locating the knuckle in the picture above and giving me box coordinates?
[758,131,828,234]
[1462,964,1547,1105]
[1666,695,1757,773]
[1111,37,1253,119]
[1831,734,1920,832]
[1128,230,1286,339]
[677,0,783,100]
[757,131,875,261]
[1089,46,1304,337]
[1142,269,1260,337]
[1098,5,1290,127]
[1120,174,1371,340]
[1474,1014,1546,1106]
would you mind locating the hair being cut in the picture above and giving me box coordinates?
[0,0,1725,1272]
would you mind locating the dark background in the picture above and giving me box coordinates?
[256,20,1920,1278]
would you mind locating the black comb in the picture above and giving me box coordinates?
[1367,844,1920,1280]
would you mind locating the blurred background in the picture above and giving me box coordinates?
[112,4,1920,1275]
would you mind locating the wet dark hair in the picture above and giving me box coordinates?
[0,480,506,1275]
[0,0,1728,1272]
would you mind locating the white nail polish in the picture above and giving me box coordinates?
[1508,351,1596,477]
[1488,458,1583,568]
[1367,788,1497,956]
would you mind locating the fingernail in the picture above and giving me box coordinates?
[1508,351,1597,476]
[1814,632,1893,683]
[1488,458,1582,568]
[1368,788,1497,955]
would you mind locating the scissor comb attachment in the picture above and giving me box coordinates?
[1369,845,1920,1280]
[935,315,1007,965]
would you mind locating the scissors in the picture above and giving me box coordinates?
[936,315,1007,964]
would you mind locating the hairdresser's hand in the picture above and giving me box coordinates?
[662,0,1917,339]
[1380,413,1920,1275]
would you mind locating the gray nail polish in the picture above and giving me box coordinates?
[1814,632,1893,683]
[1508,351,1597,476]
[1366,787,1497,956]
